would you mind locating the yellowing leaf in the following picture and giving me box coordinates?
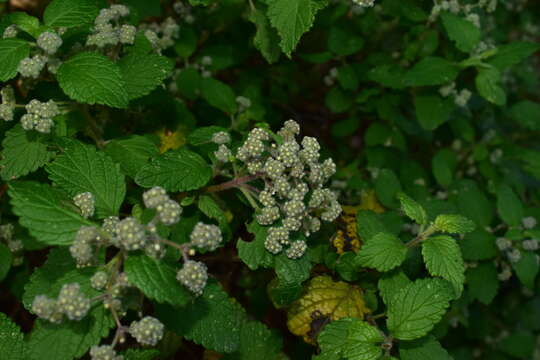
[287,275,370,343]
[157,128,186,153]
[359,190,385,213]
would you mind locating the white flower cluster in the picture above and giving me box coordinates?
[190,222,223,251]
[17,55,47,78]
[32,283,91,323]
[236,120,341,259]
[73,192,95,218]
[142,17,180,50]
[352,0,375,7]
[323,67,338,87]
[184,55,213,78]
[2,25,18,38]
[177,260,208,296]
[0,223,23,265]
[236,96,252,113]
[87,5,137,48]
[430,0,494,27]
[173,1,195,24]
[0,86,15,121]
[439,82,472,107]
[37,31,63,55]
[129,316,165,346]
[90,345,123,360]
[21,99,59,133]
[212,131,232,162]
[143,186,183,226]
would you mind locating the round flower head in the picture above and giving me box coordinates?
[267,227,289,246]
[286,240,307,259]
[90,345,123,360]
[190,222,222,251]
[211,131,231,144]
[102,216,119,236]
[156,199,182,225]
[32,295,62,323]
[264,236,282,254]
[3,25,18,39]
[119,24,136,44]
[116,217,147,251]
[256,206,280,226]
[56,283,91,321]
[214,144,232,162]
[0,104,13,121]
[177,260,208,295]
[129,316,164,346]
[91,271,108,290]
[73,192,95,218]
[18,55,46,78]
[69,239,94,266]
[143,186,169,208]
[37,31,62,54]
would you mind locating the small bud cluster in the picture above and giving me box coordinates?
[212,131,231,145]
[352,0,376,8]
[37,31,63,54]
[129,316,164,346]
[323,67,338,87]
[143,186,183,225]
[32,283,91,323]
[3,25,18,39]
[177,260,208,296]
[17,55,47,78]
[70,226,101,266]
[73,192,95,218]
[91,271,108,290]
[235,120,341,259]
[0,86,16,121]
[173,1,195,24]
[190,222,222,251]
[116,217,148,251]
[439,82,472,107]
[236,96,252,113]
[212,131,232,162]
[141,17,180,50]
[21,99,59,133]
[90,345,123,360]
[185,55,213,78]
[87,5,136,48]
[429,0,494,26]
[0,223,23,265]
[522,216,537,229]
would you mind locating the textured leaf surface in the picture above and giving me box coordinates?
[223,321,283,360]
[422,235,465,297]
[476,67,506,106]
[488,42,540,70]
[57,52,129,108]
[200,77,237,113]
[135,148,212,191]
[0,39,30,81]
[9,182,93,246]
[440,11,481,52]
[316,318,383,360]
[434,214,475,234]
[43,0,99,27]
[105,135,159,178]
[0,125,54,181]
[119,53,173,100]
[387,278,452,340]
[249,7,280,63]
[496,184,523,227]
[356,233,408,272]
[397,192,427,225]
[466,262,499,305]
[0,243,12,281]
[237,221,274,270]
[124,254,191,307]
[46,140,126,218]
[404,57,459,86]
[378,271,411,306]
[400,336,452,360]
[0,312,25,360]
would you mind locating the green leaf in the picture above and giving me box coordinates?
[404,57,459,87]
[0,39,30,81]
[121,0,161,19]
[387,278,452,340]
[124,254,191,306]
[0,243,12,281]
[274,251,312,285]
[187,126,227,145]
[422,235,465,297]
[119,53,173,101]
[336,65,359,91]
[249,7,281,64]
[509,101,540,131]
[512,251,539,289]
[433,214,475,234]
[0,312,25,360]
[0,125,54,181]
[375,169,402,208]
[356,233,408,272]
[8,12,40,38]
[327,26,364,56]
[432,149,457,188]
[44,0,99,27]
[316,318,383,360]
[104,135,159,178]
[46,140,126,218]
[475,67,506,106]
[135,148,212,192]
[9,182,93,246]
[198,195,229,239]
[496,184,523,227]
[488,42,540,70]
[414,95,453,131]
[156,280,246,353]
[397,192,427,225]
[200,77,237,114]
[123,349,159,360]
[452,180,494,227]
[378,271,412,306]
[237,221,274,270]
[325,87,353,113]
[57,52,129,108]
[174,26,197,58]
[223,321,282,360]
[466,262,498,305]
[460,229,498,261]
[356,210,386,241]
[498,331,536,359]
[440,11,481,53]
[267,0,327,57]
[400,336,452,360]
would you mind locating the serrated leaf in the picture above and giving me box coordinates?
[119,53,173,100]
[46,140,126,218]
[512,251,539,289]
[0,39,30,81]
[287,276,370,343]
[378,271,412,306]
[104,135,159,178]
[414,95,453,131]
[440,11,481,53]
[356,210,386,241]
[198,195,230,240]
[509,101,540,131]
[124,254,191,306]
[267,0,327,57]
[475,67,506,106]
[156,280,245,353]
[496,184,523,227]
[200,77,237,114]
[460,229,498,261]
[237,221,274,270]
[466,262,498,305]
[452,180,494,227]
[43,0,99,27]
[0,125,54,181]
[400,336,452,360]
[433,214,475,234]
[0,312,25,360]
[375,169,401,208]
[422,235,465,297]
[123,349,159,360]
[57,52,129,108]
[387,278,452,340]
[397,192,427,225]
[223,321,282,360]
[249,7,281,64]
[9,182,93,246]
[0,243,12,281]
[356,233,408,272]
[404,57,459,87]
[8,12,40,38]
[135,148,212,192]
[187,126,227,146]
[488,42,540,70]
[316,318,383,360]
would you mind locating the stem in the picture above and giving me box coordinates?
[406,225,436,248]
[239,185,260,211]
[203,173,261,193]
[160,238,191,262]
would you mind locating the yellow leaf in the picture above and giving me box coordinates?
[287,275,370,343]
[156,128,186,153]
[359,189,385,213]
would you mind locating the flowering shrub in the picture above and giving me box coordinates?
[0,0,539,359]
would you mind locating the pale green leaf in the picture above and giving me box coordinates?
[404,57,459,87]
[475,67,506,106]
[44,0,99,27]
[496,184,523,227]
[248,7,281,64]
[422,235,465,297]
[356,233,408,272]
[440,11,481,53]
[397,192,427,225]
[119,53,173,100]
[433,214,475,234]
[200,77,237,114]
[378,271,412,306]
[400,336,453,360]
[104,135,159,178]
[0,39,30,81]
